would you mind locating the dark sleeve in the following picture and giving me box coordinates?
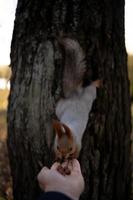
[38,192,72,200]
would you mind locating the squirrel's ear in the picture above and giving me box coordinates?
[52,120,65,138]
[62,123,73,140]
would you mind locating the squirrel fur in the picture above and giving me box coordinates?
[53,38,100,162]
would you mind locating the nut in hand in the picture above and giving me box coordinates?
[57,165,71,175]
[64,166,71,175]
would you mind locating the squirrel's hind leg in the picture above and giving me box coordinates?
[91,79,102,88]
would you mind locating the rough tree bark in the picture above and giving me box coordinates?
[7,0,131,200]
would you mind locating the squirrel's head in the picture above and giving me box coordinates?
[53,120,77,162]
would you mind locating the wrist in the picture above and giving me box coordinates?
[45,187,79,200]
[43,191,75,200]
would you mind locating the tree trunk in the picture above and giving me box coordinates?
[7,0,131,200]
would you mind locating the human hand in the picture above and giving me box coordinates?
[37,159,84,200]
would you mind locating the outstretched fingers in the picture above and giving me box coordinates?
[70,159,81,174]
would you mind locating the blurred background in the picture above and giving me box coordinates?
[0,0,133,199]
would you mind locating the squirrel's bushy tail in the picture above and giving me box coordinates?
[58,38,86,98]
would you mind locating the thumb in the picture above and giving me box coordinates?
[51,162,60,170]
[37,166,50,184]
[71,159,81,174]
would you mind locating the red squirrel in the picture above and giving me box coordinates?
[53,38,100,163]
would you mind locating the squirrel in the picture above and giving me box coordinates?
[53,38,100,163]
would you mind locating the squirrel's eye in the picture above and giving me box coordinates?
[69,147,72,151]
